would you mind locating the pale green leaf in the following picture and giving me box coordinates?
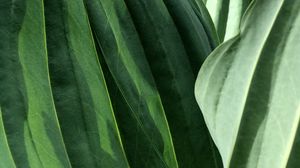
[206,0,252,41]
[195,0,300,167]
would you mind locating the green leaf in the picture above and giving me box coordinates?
[189,0,220,47]
[85,0,178,167]
[206,0,252,41]
[0,0,71,167]
[0,108,16,168]
[162,0,213,73]
[123,0,222,167]
[44,0,129,167]
[195,0,300,167]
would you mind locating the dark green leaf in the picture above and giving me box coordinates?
[0,0,71,167]
[0,108,16,168]
[123,0,222,167]
[85,0,178,167]
[45,0,129,167]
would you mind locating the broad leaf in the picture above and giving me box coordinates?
[0,0,71,167]
[195,0,300,167]
[44,0,129,167]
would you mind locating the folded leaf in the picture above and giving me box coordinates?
[195,0,300,167]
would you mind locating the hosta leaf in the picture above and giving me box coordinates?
[195,0,300,167]
[0,0,71,167]
[123,0,222,167]
[0,108,16,168]
[44,0,129,167]
[85,0,178,167]
[206,0,252,41]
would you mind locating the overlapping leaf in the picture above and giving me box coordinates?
[85,0,179,167]
[44,0,129,167]
[0,0,224,167]
[123,0,222,167]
